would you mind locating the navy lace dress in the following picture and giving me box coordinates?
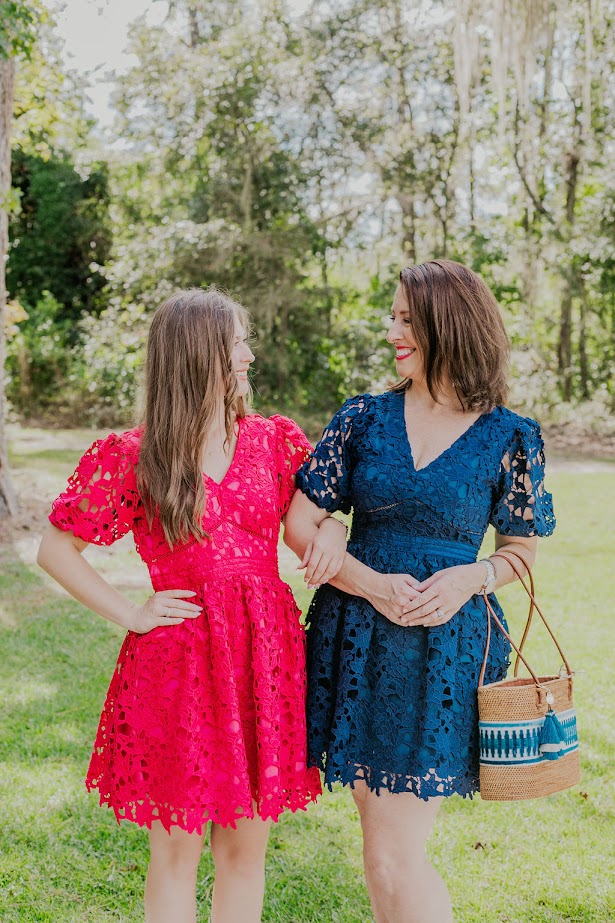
[295,391,556,799]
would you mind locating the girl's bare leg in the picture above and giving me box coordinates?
[352,782,454,923]
[210,813,272,923]
[145,822,205,923]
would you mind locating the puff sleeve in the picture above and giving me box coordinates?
[271,415,313,517]
[49,431,142,545]
[295,395,369,514]
[489,418,555,537]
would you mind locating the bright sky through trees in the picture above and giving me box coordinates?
[45,0,311,127]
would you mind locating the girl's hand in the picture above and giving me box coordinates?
[124,589,202,634]
[299,517,348,588]
[366,573,422,625]
[401,564,484,627]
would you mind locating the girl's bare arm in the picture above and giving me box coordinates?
[37,524,201,634]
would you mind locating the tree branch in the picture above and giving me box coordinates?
[512,102,558,231]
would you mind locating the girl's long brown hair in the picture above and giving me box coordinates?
[392,259,510,412]
[137,287,250,547]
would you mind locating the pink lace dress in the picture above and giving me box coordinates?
[49,414,322,832]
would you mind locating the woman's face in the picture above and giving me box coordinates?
[386,286,425,382]
[231,315,255,397]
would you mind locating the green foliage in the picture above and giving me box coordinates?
[5,0,615,425]
[8,149,112,320]
[102,0,359,417]
[12,27,95,157]
[0,0,41,59]
[5,291,72,416]
[75,301,147,425]
[5,292,148,426]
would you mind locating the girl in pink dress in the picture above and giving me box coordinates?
[37,288,347,923]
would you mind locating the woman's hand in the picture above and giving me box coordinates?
[366,572,422,625]
[298,517,348,588]
[124,589,202,634]
[401,564,484,627]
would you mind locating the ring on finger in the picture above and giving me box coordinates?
[163,606,171,618]
[435,608,446,621]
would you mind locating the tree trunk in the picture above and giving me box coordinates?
[557,147,581,401]
[275,299,289,400]
[578,276,590,400]
[0,56,18,518]
[320,245,332,338]
[398,193,416,264]
[468,143,476,235]
[188,6,201,47]
[558,274,574,403]
[389,4,416,265]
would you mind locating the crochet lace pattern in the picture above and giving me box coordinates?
[50,415,321,832]
[296,391,555,800]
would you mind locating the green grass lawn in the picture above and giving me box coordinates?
[1,430,614,922]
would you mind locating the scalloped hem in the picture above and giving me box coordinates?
[86,778,321,833]
[311,757,479,801]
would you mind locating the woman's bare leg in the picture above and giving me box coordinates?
[209,814,272,923]
[352,782,454,923]
[145,822,205,923]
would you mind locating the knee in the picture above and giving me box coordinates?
[351,783,369,816]
[149,832,203,882]
[211,836,266,880]
[363,835,425,892]
[363,839,395,888]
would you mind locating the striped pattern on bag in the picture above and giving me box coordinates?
[479,708,578,765]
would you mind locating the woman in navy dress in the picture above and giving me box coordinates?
[285,259,555,923]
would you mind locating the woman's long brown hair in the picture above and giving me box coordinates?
[392,259,510,412]
[137,287,250,548]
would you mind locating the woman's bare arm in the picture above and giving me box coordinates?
[284,492,420,621]
[401,535,539,627]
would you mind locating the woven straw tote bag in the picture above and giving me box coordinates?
[478,549,580,801]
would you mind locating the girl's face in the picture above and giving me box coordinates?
[231,315,255,397]
[386,286,425,382]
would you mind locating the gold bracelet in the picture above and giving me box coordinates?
[327,517,348,538]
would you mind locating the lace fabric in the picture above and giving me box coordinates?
[295,391,555,799]
[49,414,321,831]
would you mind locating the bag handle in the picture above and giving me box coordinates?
[492,549,574,677]
[488,549,536,677]
[478,591,543,688]
[499,550,536,677]
[478,548,574,689]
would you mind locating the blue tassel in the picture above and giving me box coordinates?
[539,708,567,760]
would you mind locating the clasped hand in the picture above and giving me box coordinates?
[298,517,348,588]
[372,564,482,628]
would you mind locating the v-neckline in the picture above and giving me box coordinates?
[395,391,489,474]
[201,417,244,487]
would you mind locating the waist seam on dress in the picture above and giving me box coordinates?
[348,532,478,562]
